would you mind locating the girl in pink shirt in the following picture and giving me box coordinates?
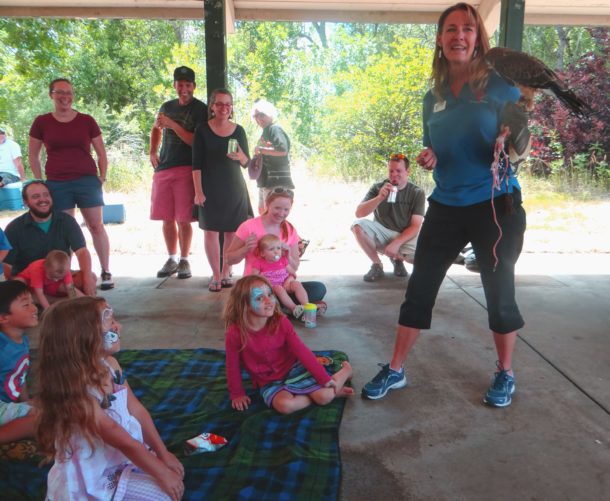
[251,234,309,319]
[224,275,353,414]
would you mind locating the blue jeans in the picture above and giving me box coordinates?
[296,281,327,303]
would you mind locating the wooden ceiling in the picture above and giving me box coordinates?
[1,0,608,30]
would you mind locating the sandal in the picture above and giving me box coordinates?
[221,278,234,288]
[314,300,328,317]
[208,280,222,292]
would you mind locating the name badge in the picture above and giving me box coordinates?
[433,100,446,113]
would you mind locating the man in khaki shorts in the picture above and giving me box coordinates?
[351,154,425,281]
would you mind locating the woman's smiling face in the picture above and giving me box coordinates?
[266,196,292,224]
[211,93,233,119]
[438,9,478,67]
[49,80,74,110]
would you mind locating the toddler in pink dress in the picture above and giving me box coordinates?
[251,234,309,319]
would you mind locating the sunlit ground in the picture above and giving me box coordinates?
[1,160,608,279]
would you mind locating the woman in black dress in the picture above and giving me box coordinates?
[193,88,251,292]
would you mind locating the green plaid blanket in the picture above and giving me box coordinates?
[0,348,348,500]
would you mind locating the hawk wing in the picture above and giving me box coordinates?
[485,47,590,117]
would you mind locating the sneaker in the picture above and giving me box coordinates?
[392,259,408,277]
[464,250,480,273]
[176,259,192,279]
[362,363,407,400]
[363,263,384,282]
[292,304,304,320]
[157,258,179,278]
[483,370,516,407]
[100,271,114,291]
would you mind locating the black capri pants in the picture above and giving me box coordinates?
[398,190,526,334]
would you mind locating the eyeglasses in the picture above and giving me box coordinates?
[271,187,294,198]
[51,90,73,96]
[214,102,232,108]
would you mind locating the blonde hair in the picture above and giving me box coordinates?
[223,275,282,350]
[44,250,70,274]
[36,296,109,461]
[431,2,491,101]
[257,234,282,256]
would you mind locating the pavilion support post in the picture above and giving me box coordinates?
[498,0,525,50]
[204,1,228,269]
[204,0,227,99]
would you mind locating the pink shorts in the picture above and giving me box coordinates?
[150,166,196,223]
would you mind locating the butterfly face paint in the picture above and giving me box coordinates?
[101,306,121,351]
[103,330,120,351]
[250,285,276,316]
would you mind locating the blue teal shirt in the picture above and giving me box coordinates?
[0,229,11,251]
[0,331,30,402]
[422,72,521,207]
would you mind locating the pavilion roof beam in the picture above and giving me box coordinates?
[478,0,502,35]
[1,0,608,26]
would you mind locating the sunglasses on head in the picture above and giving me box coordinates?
[271,187,294,198]
[389,153,407,161]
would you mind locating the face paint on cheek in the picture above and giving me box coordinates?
[103,330,120,351]
[250,286,275,313]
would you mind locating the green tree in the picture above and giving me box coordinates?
[316,38,432,180]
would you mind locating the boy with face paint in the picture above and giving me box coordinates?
[251,234,309,319]
[223,276,354,415]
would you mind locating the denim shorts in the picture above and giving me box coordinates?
[46,176,104,210]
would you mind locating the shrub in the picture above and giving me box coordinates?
[529,28,609,185]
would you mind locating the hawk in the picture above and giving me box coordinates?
[484,47,591,118]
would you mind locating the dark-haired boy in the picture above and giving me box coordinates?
[0,280,38,444]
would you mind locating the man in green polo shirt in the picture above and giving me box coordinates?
[351,154,426,282]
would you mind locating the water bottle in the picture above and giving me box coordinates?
[303,303,317,328]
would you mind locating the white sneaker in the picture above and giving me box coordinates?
[292,304,305,319]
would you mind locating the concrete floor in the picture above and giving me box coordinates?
[29,250,610,501]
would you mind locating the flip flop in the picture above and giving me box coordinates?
[221,278,234,288]
[208,280,222,292]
